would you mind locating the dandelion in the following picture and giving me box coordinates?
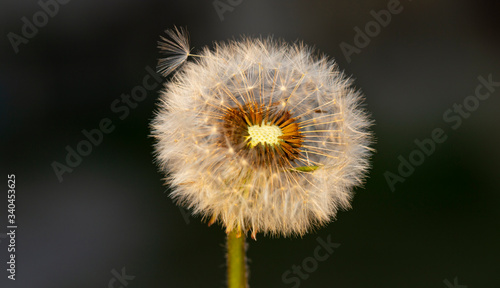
[151,28,372,287]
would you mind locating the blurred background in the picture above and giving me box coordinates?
[1,0,499,287]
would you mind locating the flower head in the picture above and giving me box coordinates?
[151,29,372,238]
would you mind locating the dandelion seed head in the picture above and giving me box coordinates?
[151,29,373,237]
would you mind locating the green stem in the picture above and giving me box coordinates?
[227,229,248,288]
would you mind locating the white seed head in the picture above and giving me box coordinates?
[151,29,373,238]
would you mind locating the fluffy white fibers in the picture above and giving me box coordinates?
[151,29,372,238]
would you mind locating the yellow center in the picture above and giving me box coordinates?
[246,123,283,148]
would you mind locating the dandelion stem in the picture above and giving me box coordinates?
[227,228,248,288]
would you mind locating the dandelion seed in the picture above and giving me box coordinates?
[151,30,373,238]
[157,26,191,77]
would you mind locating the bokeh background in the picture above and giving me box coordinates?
[1,0,499,287]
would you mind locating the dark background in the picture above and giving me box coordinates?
[1,0,499,287]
